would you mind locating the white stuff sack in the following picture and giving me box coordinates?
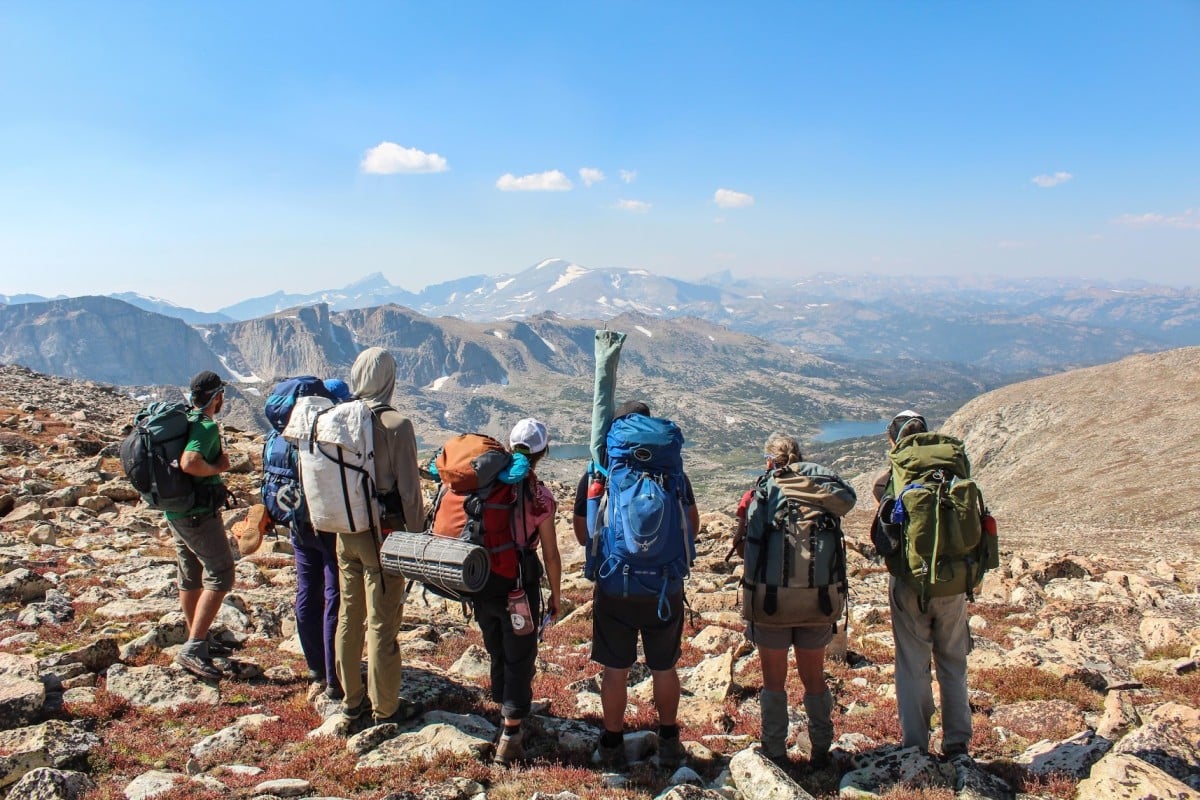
[283,396,377,534]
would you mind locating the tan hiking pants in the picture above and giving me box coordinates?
[335,531,406,719]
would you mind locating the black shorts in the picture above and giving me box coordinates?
[591,589,684,671]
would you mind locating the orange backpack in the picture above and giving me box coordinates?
[432,433,533,581]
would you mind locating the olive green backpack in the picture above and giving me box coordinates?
[875,432,998,610]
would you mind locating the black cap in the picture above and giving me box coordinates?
[189,370,225,407]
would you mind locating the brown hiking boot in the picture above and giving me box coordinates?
[493,727,525,765]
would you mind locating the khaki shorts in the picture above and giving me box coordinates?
[745,621,833,651]
[168,514,235,591]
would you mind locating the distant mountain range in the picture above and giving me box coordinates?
[6,259,1197,373]
[0,296,994,463]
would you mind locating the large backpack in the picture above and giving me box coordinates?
[282,396,379,536]
[431,433,539,586]
[120,401,197,513]
[260,377,338,528]
[876,431,999,610]
[586,414,695,619]
[264,376,337,433]
[741,462,856,628]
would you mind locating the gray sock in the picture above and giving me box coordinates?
[181,637,209,658]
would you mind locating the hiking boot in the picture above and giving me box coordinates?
[493,727,525,766]
[657,735,686,770]
[325,683,345,702]
[592,737,627,770]
[947,750,975,791]
[372,698,423,726]
[175,652,221,681]
[206,636,233,657]
[341,696,372,721]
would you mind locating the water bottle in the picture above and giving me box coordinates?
[507,588,535,637]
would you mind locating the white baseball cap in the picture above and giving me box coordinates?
[509,418,549,454]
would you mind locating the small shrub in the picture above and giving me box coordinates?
[1132,669,1200,707]
[972,666,1103,711]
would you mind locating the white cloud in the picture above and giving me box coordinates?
[614,199,651,213]
[1031,171,1073,188]
[579,167,605,187]
[360,142,448,174]
[619,169,637,184]
[714,188,755,208]
[496,170,573,191]
[1112,209,1200,230]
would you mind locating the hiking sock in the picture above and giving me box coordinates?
[803,690,835,762]
[503,722,522,737]
[600,730,624,749]
[760,689,789,759]
[181,637,209,659]
[658,724,680,740]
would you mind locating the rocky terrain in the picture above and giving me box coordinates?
[1,361,1199,800]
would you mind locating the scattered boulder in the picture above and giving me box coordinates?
[0,567,53,603]
[0,652,46,727]
[1112,701,1200,789]
[122,770,184,800]
[5,768,95,800]
[729,747,817,799]
[1076,752,1199,799]
[104,664,220,710]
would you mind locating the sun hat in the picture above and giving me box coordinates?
[509,418,549,454]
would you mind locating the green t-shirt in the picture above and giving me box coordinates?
[164,415,225,520]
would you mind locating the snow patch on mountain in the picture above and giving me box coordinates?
[548,265,589,293]
[216,355,262,383]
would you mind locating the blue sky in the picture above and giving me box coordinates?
[1,1,1198,310]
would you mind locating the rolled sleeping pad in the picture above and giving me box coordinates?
[379,529,491,595]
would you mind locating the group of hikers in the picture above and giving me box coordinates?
[142,344,997,777]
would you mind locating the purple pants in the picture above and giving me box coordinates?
[293,524,340,690]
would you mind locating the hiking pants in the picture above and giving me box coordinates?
[474,556,543,720]
[889,576,972,753]
[335,531,407,719]
[293,524,340,690]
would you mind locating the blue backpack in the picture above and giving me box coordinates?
[586,414,695,619]
[261,377,337,528]
[264,376,336,434]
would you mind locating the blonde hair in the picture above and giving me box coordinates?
[764,432,802,466]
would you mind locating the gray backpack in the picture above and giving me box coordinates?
[741,462,856,627]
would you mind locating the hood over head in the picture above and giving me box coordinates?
[350,347,397,405]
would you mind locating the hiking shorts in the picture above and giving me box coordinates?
[591,589,684,671]
[746,622,833,651]
[168,514,235,591]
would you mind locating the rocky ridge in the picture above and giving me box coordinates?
[0,363,1198,799]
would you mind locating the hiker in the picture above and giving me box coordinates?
[336,347,425,725]
[733,433,855,766]
[473,418,563,765]
[260,376,344,701]
[572,400,699,770]
[166,370,235,681]
[873,410,975,769]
